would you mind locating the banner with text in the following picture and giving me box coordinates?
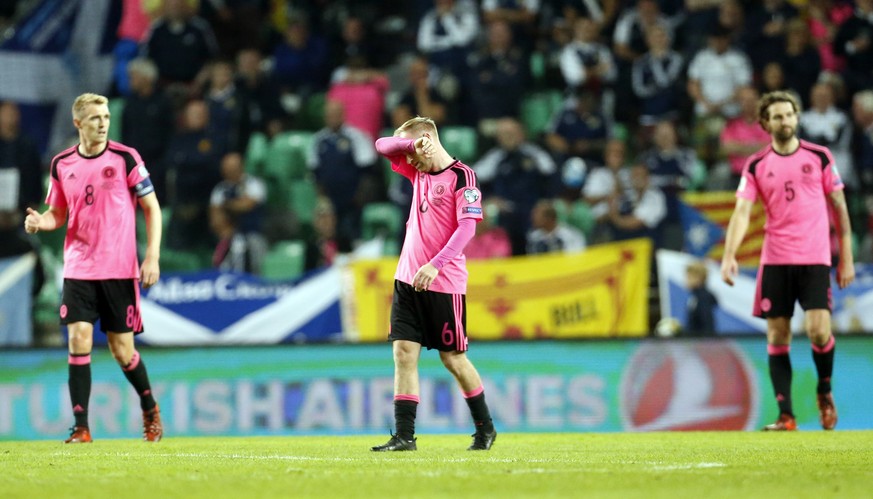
[3,337,873,440]
[348,239,652,341]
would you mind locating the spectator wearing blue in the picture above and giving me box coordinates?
[391,56,448,129]
[123,58,174,205]
[800,82,856,191]
[141,0,219,87]
[271,13,330,98]
[474,118,559,255]
[466,19,528,134]
[742,0,799,72]
[544,88,608,165]
[632,23,684,129]
[560,16,616,95]
[203,60,245,153]
[235,48,286,150]
[607,163,666,244]
[307,100,378,244]
[417,0,479,77]
[481,0,541,54]
[774,19,821,109]
[0,101,43,218]
[164,99,225,251]
[833,0,873,95]
[526,199,586,255]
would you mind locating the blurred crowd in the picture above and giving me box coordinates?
[3,0,873,282]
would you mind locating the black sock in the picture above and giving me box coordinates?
[68,353,92,428]
[465,392,494,433]
[121,351,156,411]
[394,399,418,441]
[812,336,835,394]
[769,351,793,416]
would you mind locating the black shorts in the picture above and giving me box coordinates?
[754,265,831,319]
[389,280,468,352]
[61,279,144,333]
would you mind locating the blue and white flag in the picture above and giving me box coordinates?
[0,0,121,155]
[137,267,344,346]
[677,200,725,258]
[0,254,37,346]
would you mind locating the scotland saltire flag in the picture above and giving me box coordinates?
[678,199,724,258]
[0,0,121,155]
[0,254,37,346]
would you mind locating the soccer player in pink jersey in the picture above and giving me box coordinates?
[721,91,855,431]
[23,93,164,443]
[370,117,496,451]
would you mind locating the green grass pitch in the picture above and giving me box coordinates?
[2,432,872,498]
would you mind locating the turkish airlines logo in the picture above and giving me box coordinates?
[620,341,758,431]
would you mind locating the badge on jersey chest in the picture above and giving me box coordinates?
[429,182,450,207]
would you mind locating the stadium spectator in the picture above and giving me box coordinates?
[526,199,586,254]
[271,13,331,99]
[473,117,558,255]
[466,20,528,134]
[758,62,789,100]
[303,196,352,271]
[544,88,608,165]
[199,0,267,59]
[721,91,853,432]
[330,15,379,69]
[417,0,479,77]
[141,0,219,88]
[775,19,821,108]
[560,16,616,103]
[465,201,512,259]
[684,260,717,336]
[327,56,389,141]
[807,0,853,73]
[631,23,685,129]
[607,163,667,244]
[686,24,752,166]
[719,86,771,187]
[210,206,266,274]
[164,99,224,251]
[0,101,43,218]
[480,0,540,53]
[742,0,799,71]
[209,152,267,240]
[122,58,174,204]
[800,82,856,190]
[557,0,618,30]
[852,90,873,195]
[391,56,448,129]
[202,59,245,152]
[833,0,873,95]
[235,48,286,148]
[307,99,379,243]
[583,138,629,232]
[372,116,496,452]
[23,93,163,444]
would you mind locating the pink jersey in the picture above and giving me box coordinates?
[46,141,153,279]
[737,140,843,265]
[379,140,483,294]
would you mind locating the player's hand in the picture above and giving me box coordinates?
[837,260,855,289]
[140,257,160,289]
[24,208,42,234]
[414,136,435,159]
[413,263,439,292]
[720,256,738,286]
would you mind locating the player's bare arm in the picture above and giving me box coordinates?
[23,205,66,234]
[829,189,855,289]
[721,197,754,286]
[138,192,162,288]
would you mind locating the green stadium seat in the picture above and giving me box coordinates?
[529,51,545,87]
[361,202,404,241]
[261,239,306,281]
[440,126,478,163]
[288,178,319,226]
[244,132,269,175]
[108,98,124,142]
[160,248,203,272]
[264,131,313,182]
[568,200,595,238]
[520,90,563,138]
[300,92,326,130]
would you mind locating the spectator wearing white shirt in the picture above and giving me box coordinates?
[560,17,616,117]
[607,163,667,244]
[799,82,856,189]
[526,199,586,255]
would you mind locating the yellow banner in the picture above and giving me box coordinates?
[348,238,652,341]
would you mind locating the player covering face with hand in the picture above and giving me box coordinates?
[370,117,496,451]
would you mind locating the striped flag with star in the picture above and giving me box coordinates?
[679,191,767,266]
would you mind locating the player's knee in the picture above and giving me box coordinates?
[67,323,93,353]
[807,323,830,344]
[393,345,419,369]
[107,338,134,365]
